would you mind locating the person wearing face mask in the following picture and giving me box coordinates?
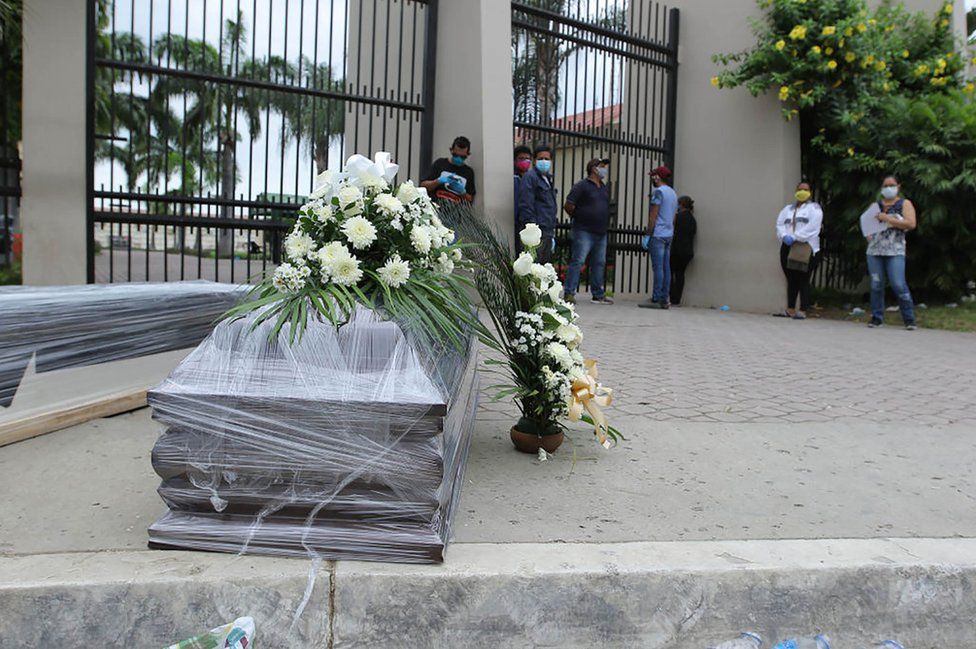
[513,145,533,225]
[421,136,477,204]
[639,165,678,309]
[563,158,613,305]
[862,174,917,330]
[774,181,823,320]
[516,145,558,263]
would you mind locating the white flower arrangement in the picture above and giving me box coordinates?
[226,152,476,347]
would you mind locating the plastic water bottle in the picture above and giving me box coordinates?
[859,642,904,649]
[772,635,830,649]
[710,631,762,649]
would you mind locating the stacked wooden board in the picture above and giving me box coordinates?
[147,306,478,563]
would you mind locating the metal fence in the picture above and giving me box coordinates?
[512,0,679,296]
[88,0,437,283]
[0,14,21,273]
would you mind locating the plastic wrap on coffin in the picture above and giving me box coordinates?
[147,305,479,563]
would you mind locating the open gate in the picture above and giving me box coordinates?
[512,0,679,296]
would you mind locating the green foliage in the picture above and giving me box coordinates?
[713,0,976,297]
[0,259,20,285]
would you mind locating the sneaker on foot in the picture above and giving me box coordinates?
[564,294,576,304]
[905,323,917,331]
[591,296,614,305]
[660,301,671,310]
[868,317,884,328]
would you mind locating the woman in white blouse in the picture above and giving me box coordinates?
[774,181,823,320]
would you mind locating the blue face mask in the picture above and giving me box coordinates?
[451,154,467,166]
[535,159,552,174]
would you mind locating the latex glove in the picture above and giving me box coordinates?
[438,171,454,185]
[447,179,466,195]
[641,235,651,251]
[783,235,795,246]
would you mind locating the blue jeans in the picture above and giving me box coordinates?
[564,229,608,299]
[649,236,672,303]
[867,254,916,324]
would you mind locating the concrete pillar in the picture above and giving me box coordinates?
[432,0,514,241]
[666,0,802,312]
[20,0,88,285]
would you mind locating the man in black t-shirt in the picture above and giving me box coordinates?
[563,158,613,305]
[421,136,477,204]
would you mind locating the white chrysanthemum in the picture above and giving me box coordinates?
[378,254,411,288]
[513,252,533,276]
[450,248,463,262]
[374,193,405,216]
[284,231,315,261]
[342,215,378,249]
[435,252,455,275]
[410,225,433,254]
[557,323,583,348]
[315,241,349,275]
[312,202,334,223]
[337,184,363,206]
[520,223,543,248]
[272,263,311,293]
[360,173,389,193]
[546,341,575,370]
[331,254,364,287]
[396,181,421,204]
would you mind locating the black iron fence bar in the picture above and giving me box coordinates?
[418,0,438,172]
[93,211,292,231]
[513,120,670,156]
[512,19,671,69]
[664,8,680,172]
[95,59,427,113]
[511,2,673,57]
[94,190,303,212]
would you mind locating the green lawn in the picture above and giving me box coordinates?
[811,293,976,333]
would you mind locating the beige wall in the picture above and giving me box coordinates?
[20,0,88,285]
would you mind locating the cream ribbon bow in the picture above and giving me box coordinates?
[568,359,614,449]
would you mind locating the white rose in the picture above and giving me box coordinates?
[520,223,543,248]
[557,323,583,348]
[548,280,564,303]
[342,215,378,250]
[513,252,534,276]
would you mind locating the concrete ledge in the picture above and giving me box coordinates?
[2,539,975,647]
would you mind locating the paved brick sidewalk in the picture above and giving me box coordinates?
[478,300,976,427]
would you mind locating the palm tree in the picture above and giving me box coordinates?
[151,10,267,255]
[272,56,346,175]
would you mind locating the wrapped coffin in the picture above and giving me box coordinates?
[147,305,478,563]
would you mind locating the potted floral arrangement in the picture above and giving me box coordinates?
[225,153,478,348]
[444,207,620,453]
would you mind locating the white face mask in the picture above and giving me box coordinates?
[881,186,899,200]
[595,166,609,180]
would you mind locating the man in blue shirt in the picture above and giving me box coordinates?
[516,145,558,263]
[563,158,613,305]
[639,165,678,309]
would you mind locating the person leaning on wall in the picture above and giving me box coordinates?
[421,136,477,205]
[669,195,697,307]
[773,181,823,320]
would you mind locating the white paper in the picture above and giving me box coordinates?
[860,203,888,238]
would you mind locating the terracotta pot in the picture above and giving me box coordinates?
[510,427,564,454]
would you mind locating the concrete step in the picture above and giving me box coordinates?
[2,538,974,648]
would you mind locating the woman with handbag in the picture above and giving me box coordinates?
[862,174,917,330]
[774,181,823,320]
